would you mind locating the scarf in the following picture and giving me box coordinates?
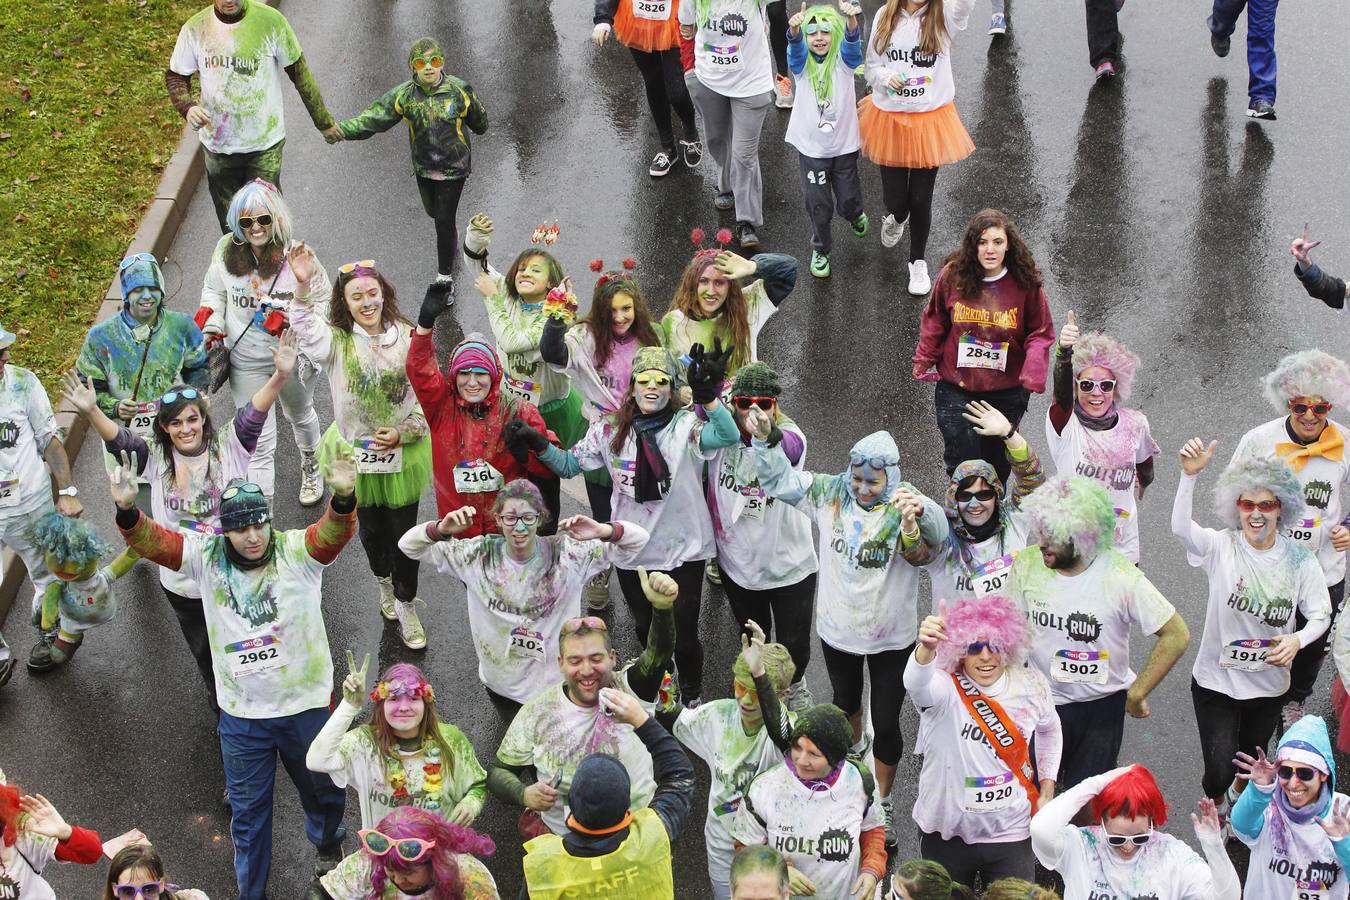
[785,754,845,792]
[1269,781,1331,857]
[1275,422,1344,472]
[224,532,277,570]
[1074,401,1119,431]
[632,408,675,502]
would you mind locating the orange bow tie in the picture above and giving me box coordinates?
[1275,428,1345,472]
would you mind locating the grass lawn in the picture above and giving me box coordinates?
[0,0,198,390]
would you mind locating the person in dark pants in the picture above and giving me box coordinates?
[1083,0,1126,80]
[1207,0,1279,119]
[332,38,488,300]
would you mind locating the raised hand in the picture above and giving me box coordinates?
[110,450,140,510]
[789,1,808,33]
[1178,437,1218,477]
[1292,223,1322,267]
[740,618,768,676]
[1233,746,1277,787]
[467,214,493,239]
[1318,797,1350,841]
[558,514,609,542]
[19,794,72,841]
[1191,797,1221,837]
[839,0,862,16]
[323,447,357,498]
[1059,309,1080,348]
[271,327,298,379]
[638,567,678,611]
[542,278,579,322]
[436,506,477,537]
[342,650,371,707]
[60,370,97,416]
[918,605,948,651]
[687,339,734,405]
[287,241,318,286]
[962,400,1012,438]
[892,487,924,529]
[713,250,757,281]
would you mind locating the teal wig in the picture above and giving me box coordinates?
[1021,475,1116,559]
[33,512,111,567]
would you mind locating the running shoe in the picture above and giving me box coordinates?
[584,568,612,611]
[377,576,397,621]
[26,639,55,674]
[299,451,323,507]
[989,13,1007,34]
[785,680,814,712]
[907,259,932,296]
[1281,699,1305,729]
[1247,99,1276,120]
[850,212,870,238]
[714,191,735,211]
[426,275,455,308]
[1094,60,1117,80]
[774,74,794,109]
[396,599,428,650]
[705,560,722,585]
[736,222,761,250]
[881,798,898,849]
[680,138,703,169]
[314,826,348,877]
[649,149,675,177]
[1210,29,1230,57]
[0,658,13,688]
[880,213,906,248]
[810,250,831,278]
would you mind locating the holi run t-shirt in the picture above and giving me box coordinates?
[1047,825,1218,900]
[863,0,973,113]
[0,831,57,900]
[1234,417,1350,587]
[1045,407,1160,563]
[1007,546,1176,705]
[733,760,883,899]
[674,699,788,871]
[679,0,775,98]
[496,668,657,835]
[1237,783,1350,900]
[551,326,640,421]
[320,848,498,899]
[0,365,60,520]
[479,267,571,409]
[168,0,303,154]
[925,514,1032,607]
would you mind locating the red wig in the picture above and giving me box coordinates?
[1090,764,1168,827]
[0,784,21,847]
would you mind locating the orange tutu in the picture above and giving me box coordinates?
[857,98,975,168]
[615,0,680,53]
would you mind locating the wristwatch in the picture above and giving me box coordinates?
[57,486,78,497]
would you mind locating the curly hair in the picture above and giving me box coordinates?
[328,265,409,335]
[33,512,111,567]
[1214,453,1306,531]
[367,807,495,900]
[935,595,1030,672]
[1022,475,1116,560]
[1262,349,1350,411]
[940,209,1043,301]
[1071,331,1141,402]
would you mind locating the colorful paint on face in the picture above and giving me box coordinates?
[961,641,1005,686]
[978,226,1008,275]
[455,370,491,404]
[513,255,553,302]
[126,286,163,324]
[1037,537,1077,570]
[633,370,672,414]
[849,463,887,506]
[790,735,830,780]
[391,863,434,892]
[732,678,763,733]
[1238,488,1280,549]
[1076,364,1115,418]
[411,53,444,88]
[1288,394,1331,442]
[165,404,206,453]
[610,292,636,338]
[497,497,542,561]
[383,692,426,738]
[696,264,730,317]
[958,475,997,527]
[343,276,384,334]
[227,523,272,561]
[44,551,98,582]
[1102,813,1152,860]
[558,631,615,707]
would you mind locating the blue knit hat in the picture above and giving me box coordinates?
[118,253,166,303]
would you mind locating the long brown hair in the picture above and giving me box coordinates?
[608,384,676,455]
[505,249,564,302]
[672,254,752,371]
[104,844,188,900]
[581,275,660,367]
[369,663,454,761]
[872,0,950,56]
[328,267,410,334]
[940,208,1043,300]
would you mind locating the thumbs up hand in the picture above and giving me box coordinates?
[789,1,807,33]
[1058,309,1080,349]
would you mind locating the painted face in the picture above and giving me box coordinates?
[957,475,997,528]
[558,631,617,707]
[1237,488,1279,547]
[226,523,271,561]
[790,735,831,780]
[1288,395,1331,442]
[1279,762,1326,809]
[849,463,888,506]
[610,292,636,337]
[44,551,97,582]
[213,0,242,15]
[126,286,162,323]
[343,276,384,333]
[514,255,553,301]
[1037,537,1078,571]
[696,263,730,317]
[961,641,1006,686]
[241,206,272,249]
[455,370,491,404]
[1102,812,1152,860]
[496,497,541,557]
[977,226,1008,274]
[164,404,205,453]
[1075,364,1115,418]
[382,688,426,737]
[633,369,672,414]
[389,861,433,892]
[732,871,790,900]
[732,678,763,731]
[410,52,444,87]
[805,21,832,54]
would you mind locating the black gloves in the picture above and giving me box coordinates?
[686,339,734,405]
[418,280,455,330]
[503,418,549,464]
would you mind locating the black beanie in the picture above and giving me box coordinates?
[567,753,631,832]
[787,704,853,767]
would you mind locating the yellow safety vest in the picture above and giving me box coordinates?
[522,807,674,899]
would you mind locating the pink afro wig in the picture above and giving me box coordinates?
[1261,349,1350,411]
[1021,474,1116,560]
[1071,331,1141,402]
[367,807,495,899]
[935,595,1030,671]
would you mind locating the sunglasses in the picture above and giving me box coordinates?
[850,451,898,470]
[634,374,672,388]
[236,214,273,230]
[339,259,376,275]
[160,387,200,406]
[561,615,609,636]
[1290,401,1333,416]
[1278,765,1320,783]
[1235,498,1281,513]
[500,513,540,527]
[221,482,264,502]
[956,488,998,503]
[112,882,166,900]
[733,396,776,411]
[359,828,436,863]
[412,56,444,70]
[1077,378,1117,395]
[804,19,833,33]
[118,252,157,270]
[1104,828,1153,847]
[966,640,1002,655]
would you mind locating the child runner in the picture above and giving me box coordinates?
[104,843,210,900]
[0,778,103,899]
[316,808,499,899]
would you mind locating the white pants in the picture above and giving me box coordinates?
[0,500,58,660]
[227,356,320,496]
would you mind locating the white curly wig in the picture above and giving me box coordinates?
[1071,332,1141,402]
[1261,349,1350,411]
[1214,453,1306,531]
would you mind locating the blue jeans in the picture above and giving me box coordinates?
[219,707,346,900]
[1209,0,1278,103]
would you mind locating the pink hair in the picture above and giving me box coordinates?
[935,595,1030,671]
[367,807,495,899]
[1071,331,1140,402]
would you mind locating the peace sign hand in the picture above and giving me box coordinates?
[342,651,371,707]
[687,339,733,405]
[1292,222,1322,267]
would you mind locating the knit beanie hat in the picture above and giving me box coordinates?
[631,346,678,380]
[567,753,632,832]
[119,255,165,303]
[788,704,854,767]
[448,335,502,380]
[730,361,781,398]
[219,480,271,533]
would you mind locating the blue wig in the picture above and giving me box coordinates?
[33,512,111,567]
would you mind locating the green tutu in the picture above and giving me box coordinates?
[318,422,431,509]
[540,388,588,450]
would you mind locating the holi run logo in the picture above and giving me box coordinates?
[1064,611,1102,643]
[0,420,17,450]
[0,872,17,900]
[816,827,854,862]
[1262,595,1295,628]
[717,11,748,36]
[1305,479,1333,510]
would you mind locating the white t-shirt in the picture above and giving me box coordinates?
[550,326,635,421]
[399,525,649,703]
[1234,418,1350,587]
[707,432,818,591]
[786,47,861,159]
[168,0,303,154]
[862,0,973,113]
[661,279,778,365]
[199,235,333,356]
[1238,783,1350,900]
[1008,546,1177,705]
[733,761,883,899]
[0,831,57,900]
[674,699,787,873]
[925,514,1031,606]
[0,365,59,520]
[1045,825,1218,900]
[679,0,775,98]
[496,669,657,835]
[1045,407,1160,564]
[570,411,718,569]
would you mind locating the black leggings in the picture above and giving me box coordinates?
[416,175,466,279]
[616,559,706,697]
[628,45,699,150]
[355,502,422,600]
[1289,579,1345,702]
[584,478,613,524]
[163,587,219,717]
[722,570,815,686]
[767,0,789,76]
[819,641,914,765]
[919,832,1035,889]
[878,165,939,262]
[1191,678,1283,801]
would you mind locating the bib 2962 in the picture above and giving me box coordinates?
[225,634,286,679]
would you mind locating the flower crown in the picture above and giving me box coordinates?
[370,680,435,702]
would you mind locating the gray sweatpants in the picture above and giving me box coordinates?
[798,151,865,253]
[686,76,772,227]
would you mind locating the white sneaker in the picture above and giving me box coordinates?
[377,577,397,621]
[395,599,428,650]
[1282,699,1306,730]
[880,214,906,249]
[298,451,323,507]
[907,259,932,295]
[584,568,612,611]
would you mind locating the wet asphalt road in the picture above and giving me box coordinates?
[6,0,1350,896]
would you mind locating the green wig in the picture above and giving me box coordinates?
[33,512,111,567]
[1021,474,1117,559]
[802,5,847,104]
[732,642,796,694]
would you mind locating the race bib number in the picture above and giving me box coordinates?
[735,486,766,523]
[179,518,221,536]
[1283,516,1322,545]
[1293,881,1329,900]
[702,41,743,71]
[129,401,159,440]
[455,459,503,494]
[1221,638,1272,671]
[0,474,18,510]
[972,554,1013,598]
[963,772,1018,813]
[612,457,638,498]
[956,335,1009,371]
[502,376,541,407]
[508,626,546,662]
[632,0,671,20]
[224,634,286,679]
[355,438,403,474]
[1051,649,1109,685]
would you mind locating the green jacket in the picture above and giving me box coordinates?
[338,74,487,180]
